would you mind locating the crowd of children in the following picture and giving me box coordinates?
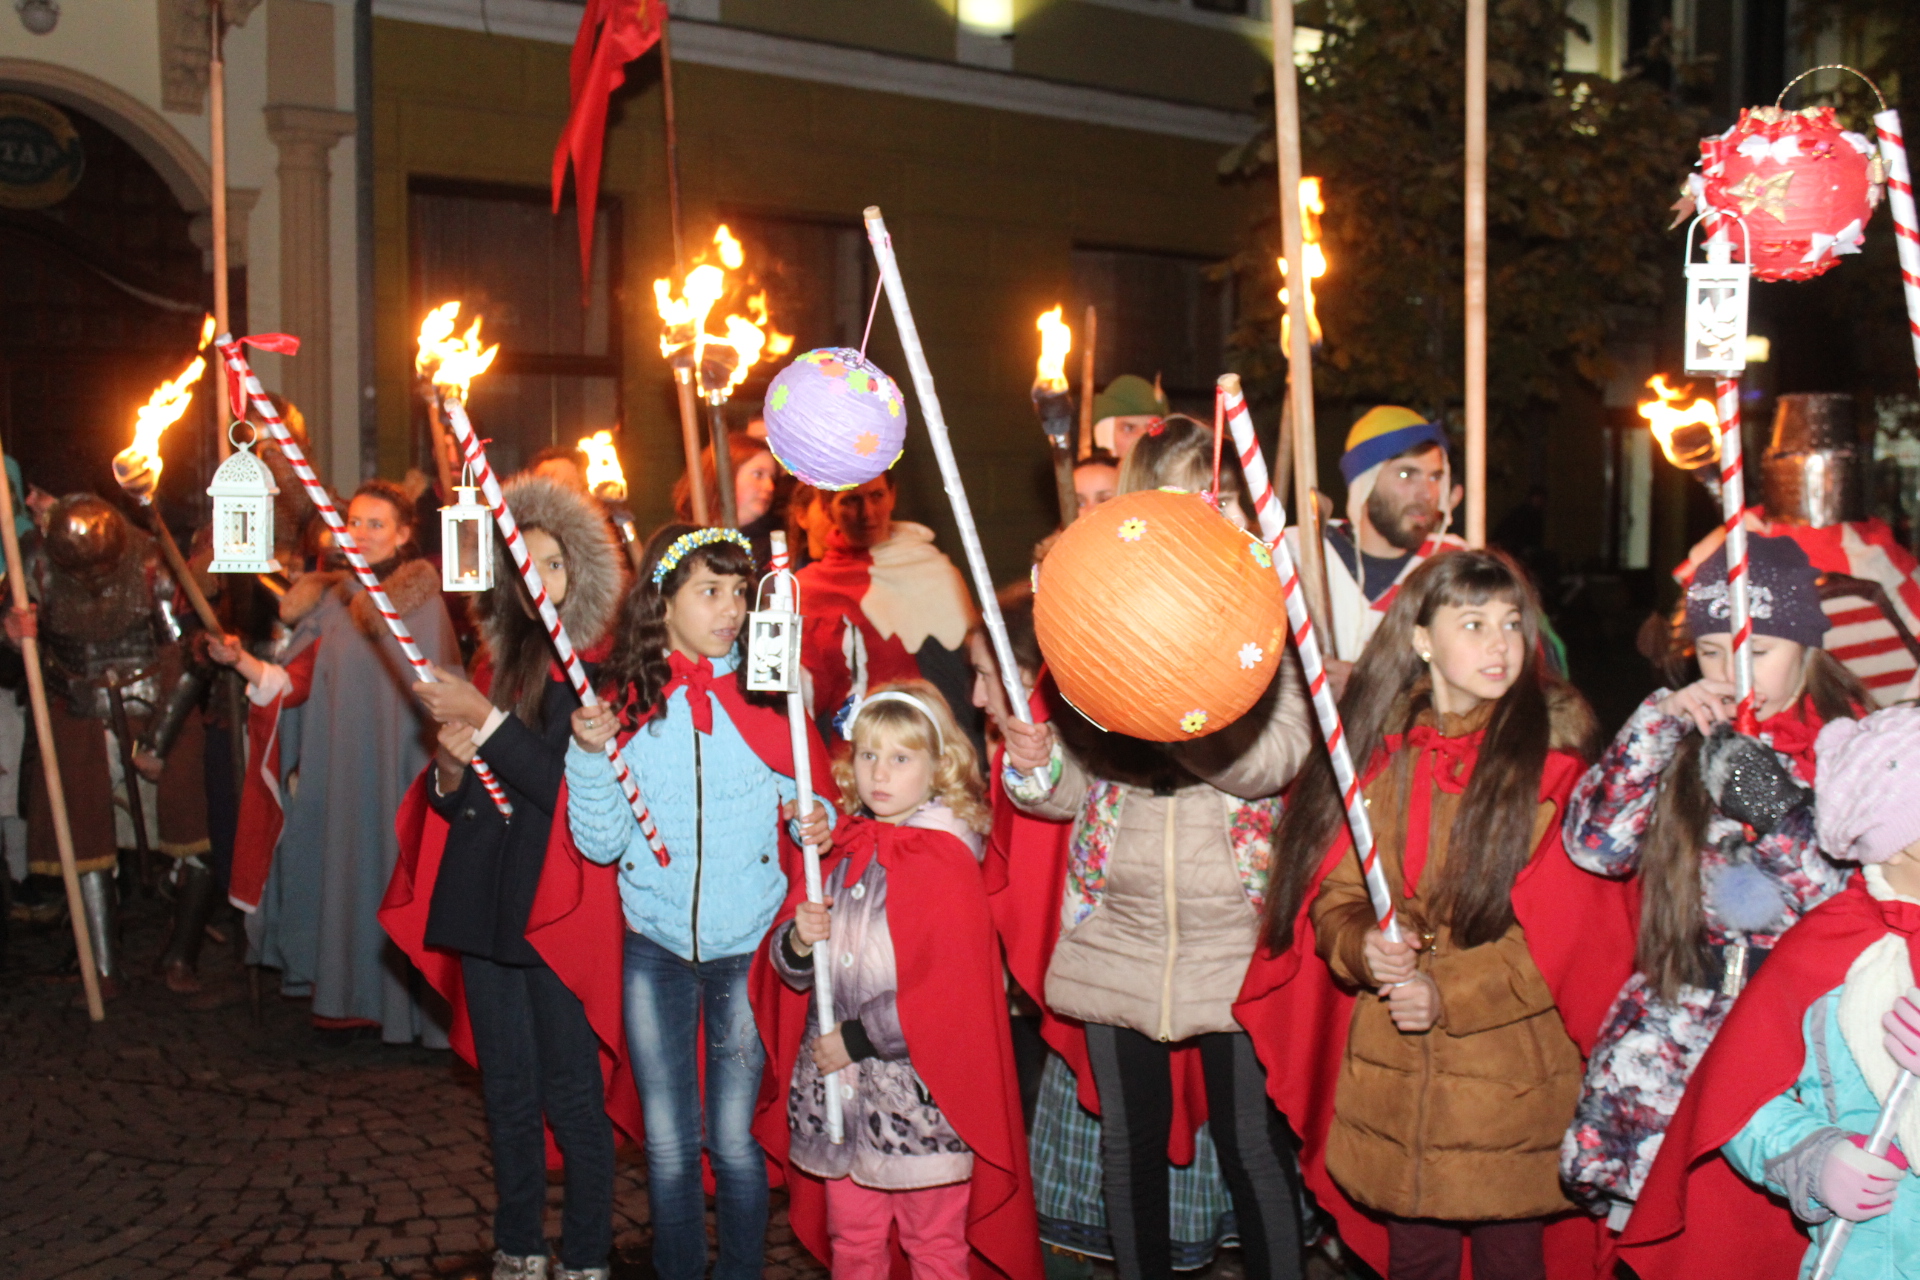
[174,400,1919,1280]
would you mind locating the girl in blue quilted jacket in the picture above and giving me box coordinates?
[567,524,832,1280]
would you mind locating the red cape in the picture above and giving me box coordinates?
[981,680,1209,1163]
[752,815,1044,1280]
[381,661,836,1165]
[1616,878,1920,1280]
[1233,746,1638,1278]
[230,642,318,911]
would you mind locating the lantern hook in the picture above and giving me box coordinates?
[1775,64,1886,115]
[227,419,260,451]
[1684,210,1753,266]
[754,566,801,614]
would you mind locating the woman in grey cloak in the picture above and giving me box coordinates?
[214,480,459,1045]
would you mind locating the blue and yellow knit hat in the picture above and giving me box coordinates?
[1339,406,1449,484]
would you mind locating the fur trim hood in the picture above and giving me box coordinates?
[347,559,441,639]
[470,475,624,661]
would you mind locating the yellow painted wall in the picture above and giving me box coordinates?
[373,16,1254,580]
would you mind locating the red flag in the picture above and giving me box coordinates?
[551,0,665,290]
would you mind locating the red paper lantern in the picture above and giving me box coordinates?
[1034,488,1288,741]
[1697,105,1876,282]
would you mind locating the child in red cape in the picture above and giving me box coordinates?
[752,681,1042,1280]
[1235,550,1637,1280]
[1618,705,1920,1280]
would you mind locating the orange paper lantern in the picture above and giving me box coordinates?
[1034,488,1288,741]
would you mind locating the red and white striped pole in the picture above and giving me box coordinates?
[1219,375,1399,941]
[214,336,513,817]
[1876,109,1920,380]
[439,397,670,865]
[1715,371,1757,733]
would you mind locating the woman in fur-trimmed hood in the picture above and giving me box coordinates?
[379,474,630,1280]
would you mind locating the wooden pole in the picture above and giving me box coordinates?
[1078,304,1097,459]
[1464,0,1488,547]
[675,373,710,524]
[1270,0,1330,635]
[659,15,708,519]
[209,2,231,459]
[0,451,103,1019]
[706,397,738,527]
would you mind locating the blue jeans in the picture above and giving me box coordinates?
[623,930,769,1280]
[462,955,614,1269]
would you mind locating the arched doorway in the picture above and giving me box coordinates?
[0,90,225,518]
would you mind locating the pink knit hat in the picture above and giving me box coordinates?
[1815,706,1920,865]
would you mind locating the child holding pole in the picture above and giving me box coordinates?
[1236,550,1636,1280]
[564,524,834,1280]
[1559,535,1867,1224]
[1619,703,1920,1280]
[753,681,1041,1280]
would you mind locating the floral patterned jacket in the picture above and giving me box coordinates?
[1557,691,1847,1213]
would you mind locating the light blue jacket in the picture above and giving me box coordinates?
[1723,986,1918,1280]
[565,652,829,962]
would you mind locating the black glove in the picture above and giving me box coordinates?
[1700,721,1811,835]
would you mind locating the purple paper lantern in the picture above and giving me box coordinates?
[763,348,907,491]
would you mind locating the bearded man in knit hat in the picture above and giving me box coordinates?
[1089,374,1169,461]
[1286,405,1465,663]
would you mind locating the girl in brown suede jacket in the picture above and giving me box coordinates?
[1252,550,1635,1280]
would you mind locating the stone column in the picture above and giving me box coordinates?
[264,105,354,469]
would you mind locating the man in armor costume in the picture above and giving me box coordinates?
[6,494,214,994]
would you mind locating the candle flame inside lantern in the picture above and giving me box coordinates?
[113,354,208,500]
[578,429,627,501]
[1278,177,1328,350]
[1638,374,1721,471]
[1034,305,1072,393]
[654,225,793,401]
[416,301,500,402]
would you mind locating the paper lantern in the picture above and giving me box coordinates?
[1696,106,1876,282]
[1034,488,1287,741]
[764,347,907,491]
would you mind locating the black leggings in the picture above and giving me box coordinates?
[1084,1023,1303,1280]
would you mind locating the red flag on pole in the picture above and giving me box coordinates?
[551,0,666,291]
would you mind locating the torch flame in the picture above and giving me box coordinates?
[198,313,216,350]
[578,430,627,501]
[113,354,209,500]
[1034,306,1072,393]
[653,227,792,400]
[1279,177,1328,350]
[416,301,500,401]
[1638,375,1721,470]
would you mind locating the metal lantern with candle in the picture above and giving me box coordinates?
[206,423,282,575]
[1683,216,1752,378]
[440,466,494,593]
[1032,306,1077,525]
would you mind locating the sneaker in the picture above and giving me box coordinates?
[491,1253,549,1280]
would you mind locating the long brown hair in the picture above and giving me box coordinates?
[1634,644,1866,999]
[1263,549,1578,951]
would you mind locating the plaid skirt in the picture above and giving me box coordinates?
[1029,1054,1237,1270]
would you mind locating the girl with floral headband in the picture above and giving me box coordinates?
[566,522,836,1280]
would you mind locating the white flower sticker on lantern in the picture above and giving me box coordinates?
[1238,642,1264,670]
[1118,517,1147,543]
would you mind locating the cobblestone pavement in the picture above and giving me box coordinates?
[4,891,1282,1280]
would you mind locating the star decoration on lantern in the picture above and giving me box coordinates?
[853,431,880,456]
[1118,518,1147,542]
[1728,170,1794,221]
[1180,709,1209,734]
[1238,642,1264,670]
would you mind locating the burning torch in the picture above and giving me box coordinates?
[110,340,224,635]
[579,429,644,572]
[1032,306,1077,525]
[655,226,791,528]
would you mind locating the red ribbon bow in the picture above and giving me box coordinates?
[662,650,719,735]
[217,333,302,421]
[1400,722,1485,900]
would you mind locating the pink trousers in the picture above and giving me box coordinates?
[824,1177,970,1280]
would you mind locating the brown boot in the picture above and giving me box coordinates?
[156,861,216,993]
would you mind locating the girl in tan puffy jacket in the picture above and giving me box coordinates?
[1002,418,1318,1280]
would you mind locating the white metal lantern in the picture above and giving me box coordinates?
[440,478,493,593]
[1683,214,1752,378]
[205,425,282,574]
[746,571,803,693]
